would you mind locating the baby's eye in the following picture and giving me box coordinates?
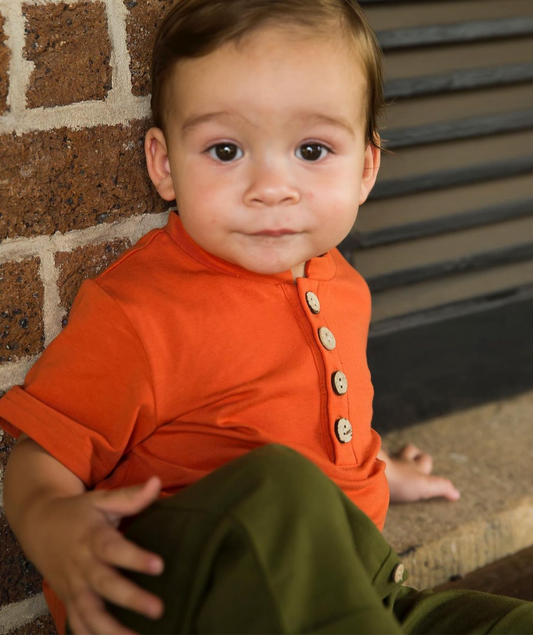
[205,141,332,163]
[296,143,331,162]
[206,143,243,162]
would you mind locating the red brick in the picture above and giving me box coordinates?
[0,258,44,364]
[0,12,10,115]
[23,1,111,108]
[124,0,174,96]
[56,238,131,324]
[0,119,168,241]
[0,429,16,482]
[0,508,42,607]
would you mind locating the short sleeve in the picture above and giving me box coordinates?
[0,278,157,488]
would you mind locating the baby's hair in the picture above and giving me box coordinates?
[151,0,393,154]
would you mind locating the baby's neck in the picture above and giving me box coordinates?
[291,262,306,281]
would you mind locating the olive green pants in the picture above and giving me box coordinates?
[70,444,533,634]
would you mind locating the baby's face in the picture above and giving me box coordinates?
[149,25,380,278]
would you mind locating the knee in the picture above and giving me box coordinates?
[242,443,334,499]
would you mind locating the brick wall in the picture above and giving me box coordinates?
[0,1,175,631]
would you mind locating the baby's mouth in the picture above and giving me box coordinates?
[250,229,298,237]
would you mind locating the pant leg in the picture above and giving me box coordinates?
[67,442,533,634]
[101,443,405,634]
[393,585,533,634]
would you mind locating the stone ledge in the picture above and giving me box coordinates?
[381,388,533,590]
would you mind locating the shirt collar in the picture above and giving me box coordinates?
[165,211,337,285]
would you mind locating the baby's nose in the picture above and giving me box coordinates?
[243,163,300,207]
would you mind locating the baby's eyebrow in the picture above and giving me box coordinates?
[180,110,355,138]
[181,111,238,137]
[298,112,356,138]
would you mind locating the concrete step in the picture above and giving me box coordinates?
[434,545,533,601]
[381,388,533,590]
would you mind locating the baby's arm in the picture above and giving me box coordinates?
[378,444,460,503]
[4,433,165,635]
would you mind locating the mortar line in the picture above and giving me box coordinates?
[5,0,96,5]
[0,210,169,261]
[0,594,49,634]
[103,0,134,105]
[0,92,151,135]
[0,0,31,122]
[40,249,63,347]
[0,357,40,390]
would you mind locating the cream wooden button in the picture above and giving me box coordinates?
[392,563,405,584]
[305,291,321,314]
[332,371,348,395]
[335,418,352,443]
[318,327,336,351]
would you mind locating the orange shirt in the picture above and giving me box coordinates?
[0,211,388,633]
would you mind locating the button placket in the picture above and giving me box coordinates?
[326,354,355,461]
[305,291,321,314]
[332,370,348,395]
[318,326,336,351]
[299,283,357,464]
[335,417,353,443]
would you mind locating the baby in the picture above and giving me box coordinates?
[2,0,531,634]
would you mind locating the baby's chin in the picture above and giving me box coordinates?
[238,261,298,276]
[227,254,297,276]
[225,241,332,276]
[235,250,328,277]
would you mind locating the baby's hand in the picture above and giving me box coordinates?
[381,444,461,504]
[33,477,165,635]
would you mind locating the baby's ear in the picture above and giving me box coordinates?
[144,127,176,201]
[359,133,381,205]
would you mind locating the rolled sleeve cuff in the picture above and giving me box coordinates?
[0,386,111,488]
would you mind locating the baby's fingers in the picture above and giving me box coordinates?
[91,525,164,576]
[94,476,162,523]
[71,589,138,635]
[66,603,92,635]
[87,560,164,621]
[397,444,433,474]
[421,475,461,501]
